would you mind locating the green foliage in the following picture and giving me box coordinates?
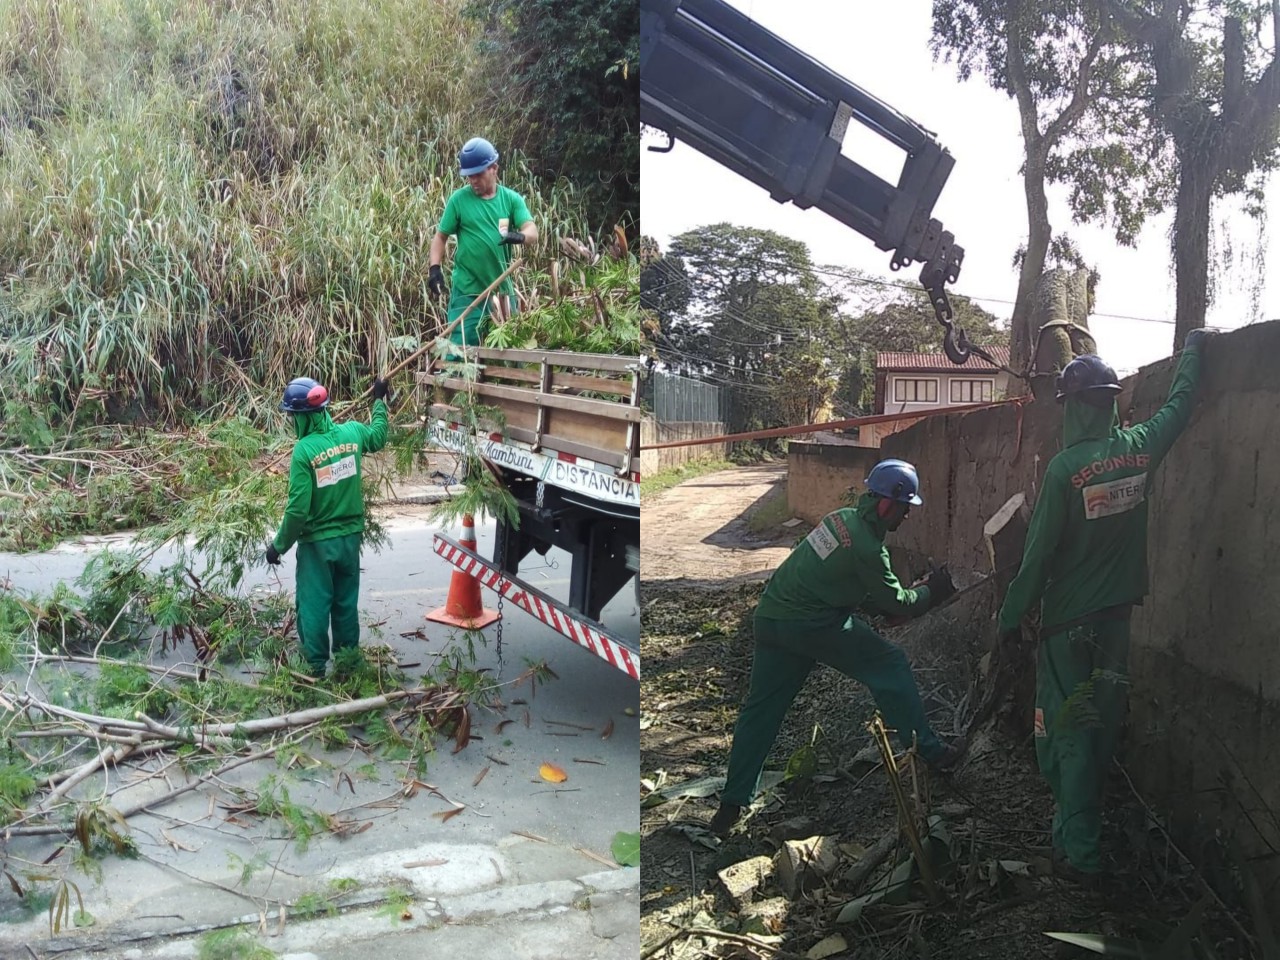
[657,224,1009,427]
[464,0,638,230]
[376,887,414,924]
[94,663,174,719]
[487,255,641,355]
[426,391,519,529]
[0,421,285,552]
[611,831,640,867]
[197,928,277,960]
[0,0,608,430]
[0,765,37,825]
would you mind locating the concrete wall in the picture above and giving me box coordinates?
[786,440,883,523]
[790,322,1280,903]
[639,417,727,475]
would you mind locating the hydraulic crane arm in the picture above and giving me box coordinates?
[640,0,976,363]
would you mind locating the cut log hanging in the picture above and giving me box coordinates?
[1027,267,1098,401]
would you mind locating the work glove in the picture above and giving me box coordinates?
[371,378,390,402]
[1184,328,1213,350]
[265,543,282,566]
[499,230,525,245]
[428,264,445,298]
[924,563,956,607]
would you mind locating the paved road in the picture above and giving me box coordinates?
[641,462,793,582]
[0,508,638,959]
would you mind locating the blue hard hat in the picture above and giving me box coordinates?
[865,458,923,506]
[280,377,330,413]
[1055,354,1122,403]
[458,137,499,176]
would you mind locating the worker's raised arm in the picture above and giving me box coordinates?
[1123,334,1206,470]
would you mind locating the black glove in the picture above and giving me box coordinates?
[428,264,445,297]
[265,543,282,566]
[924,563,956,606]
[371,378,390,402]
[1000,626,1022,648]
[1184,328,1212,350]
[499,230,525,245]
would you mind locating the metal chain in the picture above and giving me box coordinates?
[494,590,505,672]
[535,481,545,510]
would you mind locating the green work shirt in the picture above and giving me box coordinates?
[999,344,1202,633]
[437,184,532,302]
[756,493,933,622]
[272,400,389,553]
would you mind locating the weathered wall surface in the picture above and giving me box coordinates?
[639,418,727,475]
[786,441,882,523]
[794,322,1280,903]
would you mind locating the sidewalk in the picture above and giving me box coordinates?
[15,840,637,960]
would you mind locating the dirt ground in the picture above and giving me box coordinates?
[642,463,794,584]
[639,466,1260,960]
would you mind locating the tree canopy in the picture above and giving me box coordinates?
[643,225,1009,430]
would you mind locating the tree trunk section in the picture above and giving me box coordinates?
[1008,147,1051,397]
[1172,157,1212,350]
[1028,267,1096,401]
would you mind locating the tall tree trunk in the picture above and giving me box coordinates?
[1009,144,1051,396]
[1171,151,1213,350]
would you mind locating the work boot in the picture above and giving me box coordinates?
[708,803,743,838]
[1051,848,1104,889]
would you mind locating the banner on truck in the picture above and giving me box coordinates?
[429,422,640,508]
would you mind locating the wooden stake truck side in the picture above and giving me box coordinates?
[418,348,643,679]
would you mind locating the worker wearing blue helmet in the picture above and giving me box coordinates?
[710,458,962,837]
[428,137,539,353]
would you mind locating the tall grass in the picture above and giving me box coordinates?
[0,0,615,433]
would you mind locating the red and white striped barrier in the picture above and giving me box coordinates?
[432,534,640,681]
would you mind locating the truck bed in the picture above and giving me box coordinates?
[418,347,644,503]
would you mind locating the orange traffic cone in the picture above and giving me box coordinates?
[426,513,501,630]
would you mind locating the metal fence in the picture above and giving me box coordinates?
[647,370,726,423]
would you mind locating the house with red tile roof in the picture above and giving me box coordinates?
[874,346,1012,415]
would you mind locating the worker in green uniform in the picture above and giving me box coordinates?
[266,376,390,677]
[427,137,538,352]
[709,459,962,837]
[998,333,1209,876]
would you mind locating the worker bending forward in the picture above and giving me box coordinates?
[711,459,961,837]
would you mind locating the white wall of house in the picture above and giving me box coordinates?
[883,371,1005,414]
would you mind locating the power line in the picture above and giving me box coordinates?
[644,250,1211,326]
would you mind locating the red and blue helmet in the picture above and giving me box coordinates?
[280,377,329,413]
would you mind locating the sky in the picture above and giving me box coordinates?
[639,1,1280,375]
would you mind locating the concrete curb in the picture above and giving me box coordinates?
[36,867,638,957]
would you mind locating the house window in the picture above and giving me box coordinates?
[893,378,938,403]
[950,379,994,403]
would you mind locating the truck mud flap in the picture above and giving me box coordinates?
[433,534,640,681]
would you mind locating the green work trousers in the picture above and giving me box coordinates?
[446,286,517,349]
[1035,618,1131,873]
[295,532,362,675]
[721,611,945,807]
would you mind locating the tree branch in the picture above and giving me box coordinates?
[1004,21,1042,150]
[1043,28,1110,146]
